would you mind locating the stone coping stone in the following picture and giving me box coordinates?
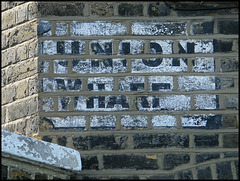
[1,130,82,171]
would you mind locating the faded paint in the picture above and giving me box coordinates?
[132,58,188,73]
[132,21,187,35]
[118,40,145,54]
[192,57,215,72]
[46,116,86,128]
[56,22,68,36]
[54,60,68,74]
[90,115,116,129]
[149,76,173,91]
[42,97,54,112]
[88,77,114,91]
[152,115,176,127]
[150,40,173,54]
[121,115,148,128]
[71,21,127,36]
[178,76,216,91]
[136,95,191,111]
[119,76,145,91]
[179,40,213,53]
[195,94,218,110]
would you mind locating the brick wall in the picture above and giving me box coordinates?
[1,1,39,136]
[1,1,239,180]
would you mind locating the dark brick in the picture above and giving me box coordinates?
[224,152,238,158]
[81,156,98,170]
[103,154,158,169]
[196,153,220,163]
[194,134,219,148]
[163,154,190,170]
[221,58,239,72]
[133,133,189,149]
[226,95,238,109]
[213,39,233,52]
[234,161,238,179]
[147,175,175,180]
[1,165,8,180]
[223,134,238,148]
[9,167,32,180]
[72,135,128,150]
[148,2,171,16]
[41,136,52,143]
[197,166,212,180]
[118,3,143,16]
[215,77,234,90]
[178,170,193,180]
[192,21,214,34]
[91,3,114,16]
[218,20,239,34]
[35,173,48,180]
[57,136,67,146]
[37,21,51,36]
[216,162,233,179]
[38,2,84,16]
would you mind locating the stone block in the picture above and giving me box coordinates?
[194,134,219,147]
[163,154,190,170]
[118,3,143,16]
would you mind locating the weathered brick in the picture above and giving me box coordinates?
[194,134,219,148]
[178,39,213,54]
[41,97,54,112]
[225,95,238,109]
[215,77,234,89]
[88,77,114,91]
[192,21,214,34]
[28,76,38,95]
[56,22,68,36]
[37,20,52,36]
[71,21,126,36]
[196,153,220,163]
[16,79,29,99]
[149,76,173,92]
[72,135,128,150]
[91,3,114,16]
[103,154,158,169]
[216,162,233,179]
[133,133,189,149]
[72,58,127,74]
[35,173,48,180]
[74,95,130,111]
[192,57,215,72]
[58,96,71,111]
[223,134,238,148]
[152,115,177,128]
[132,58,188,73]
[118,40,145,55]
[28,40,38,58]
[16,44,27,62]
[38,2,84,16]
[150,40,173,54]
[8,97,38,121]
[178,170,193,180]
[178,76,215,91]
[136,95,191,111]
[1,68,7,87]
[16,5,27,24]
[223,115,238,128]
[148,2,171,16]
[81,156,98,170]
[163,154,190,170]
[1,165,8,180]
[213,39,233,52]
[147,175,174,180]
[220,58,238,72]
[195,94,219,110]
[121,115,148,129]
[181,114,223,129]
[57,136,67,146]
[197,166,212,180]
[1,47,16,68]
[119,76,144,91]
[9,167,32,180]
[54,60,68,74]
[1,9,15,30]
[90,115,116,130]
[45,116,86,129]
[2,85,16,105]
[118,3,143,16]
[218,20,239,34]
[27,2,37,20]
[132,21,187,35]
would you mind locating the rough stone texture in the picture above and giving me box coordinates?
[2,130,82,171]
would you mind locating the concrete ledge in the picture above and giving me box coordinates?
[1,130,82,171]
